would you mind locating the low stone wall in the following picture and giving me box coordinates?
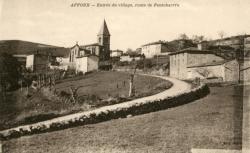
[115,68,168,76]
[0,82,209,140]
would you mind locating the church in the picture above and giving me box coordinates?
[69,20,111,72]
[69,20,111,63]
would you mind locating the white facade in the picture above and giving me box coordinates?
[26,54,35,71]
[120,55,133,62]
[120,55,142,62]
[111,50,123,57]
[141,42,173,58]
[141,44,162,58]
[75,56,99,73]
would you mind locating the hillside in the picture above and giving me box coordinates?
[0,40,69,57]
[2,85,244,153]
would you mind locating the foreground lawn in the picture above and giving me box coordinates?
[0,71,171,130]
[2,85,245,153]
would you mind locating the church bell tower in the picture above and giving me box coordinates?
[97,19,110,61]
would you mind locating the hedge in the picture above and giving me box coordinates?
[0,83,209,140]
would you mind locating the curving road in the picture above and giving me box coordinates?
[0,75,192,134]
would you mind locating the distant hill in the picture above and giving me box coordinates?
[0,40,70,57]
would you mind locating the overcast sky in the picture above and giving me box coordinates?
[0,0,250,50]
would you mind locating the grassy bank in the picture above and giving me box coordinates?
[0,71,172,131]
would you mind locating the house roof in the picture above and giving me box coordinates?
[76,54,99,58]
[141,41,177,52]
[80,43,102,47]
[169,48,215,55]
[78,47,90,51]
[208,34,250,43]
[142,41,167,47]
[98,20,110,36]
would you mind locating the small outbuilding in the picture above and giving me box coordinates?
[75,55,99,74]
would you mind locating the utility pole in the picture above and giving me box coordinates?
[129,64,137,97]
[238,36,245,83]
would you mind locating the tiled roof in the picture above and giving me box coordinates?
[209,34,250,42]
[76,54,99,58]
[169,48,214,55]
[80,43,102,47]
[142,41,167,47]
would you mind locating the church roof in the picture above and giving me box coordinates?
[98,20,110,36]
[80,43,102,47]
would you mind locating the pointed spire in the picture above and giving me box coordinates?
[98,19,110,36]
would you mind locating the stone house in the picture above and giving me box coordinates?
[75,55,99,74]
[141,41,176,58]
[199,35,250,55]
[13,53,50,73]
[169,48,239,81]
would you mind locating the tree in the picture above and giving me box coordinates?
[218,31,226,39]
[0,53,22,91]
[192,35,205,43]
[178,33,189,40]
[126,48,133,54]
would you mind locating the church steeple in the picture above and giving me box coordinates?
[97,19,111,61]
[98,19,110,36]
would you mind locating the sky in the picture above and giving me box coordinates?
[0,0,250,51]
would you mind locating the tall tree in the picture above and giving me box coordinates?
[218,31,226,39]
[178,33,189,40]
[0,53,21,91]
[192,35,205,43]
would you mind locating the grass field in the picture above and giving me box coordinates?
[0,71,171,131]
[1,85,245,153]
[55,71,171,99]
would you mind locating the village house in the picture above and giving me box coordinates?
[50,54,70,70]
[199,35,250,54]
[13,53,51,73]
[141,41,176,58]
[169,48,239,82]
[120,54,143,62]
[110,49,123,57]
[75,55,99,74]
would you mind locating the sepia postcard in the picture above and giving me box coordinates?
[0,0,250,153]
